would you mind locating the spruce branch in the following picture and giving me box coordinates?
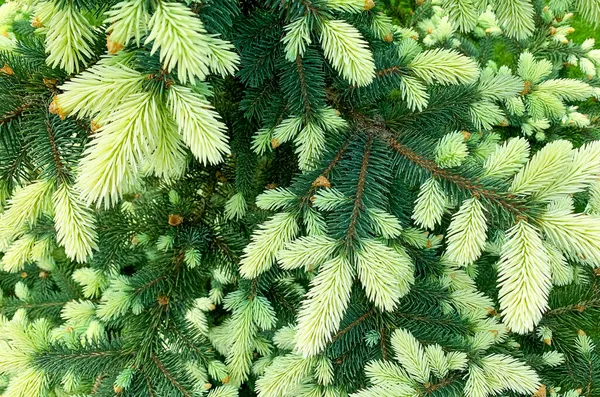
[353,115,529,217]
[150,352,193,397]
[0,103,31,125]
[345,135,373,245]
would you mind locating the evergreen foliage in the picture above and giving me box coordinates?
[0,0,599,396]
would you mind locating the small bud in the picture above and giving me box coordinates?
[533,384,546,397]
[461,130,471,140]
[90,120,102,133]
[426,240,432,248]
[521,81,532,95]
[114,385,124,394]
[486,308,497,316]
[0,64,13,75]
[577,329,586,336]
[543,338,552,346]
[567,27,575,33]
[426,27,433,34]
[216,170,227,182]
[550,27,557,36]
[204,383,212,390]
[131,235,139,245]
[39,271,48,279]
[168,214,184,226]
[49,96,67,120]
[383,33,393,42]
[20,272,27,279]
[265,183,278,190]
[43,78,57,88]
[364,0,375,10]
[485,28,492,34]
[271,138,280,149]
[488,329,498,337]
[106,35,124,55]
[221,376,230,384]
[574,304,585,312]
[208,304,216,311]
[31,17,43,28]
[157,295,169,306]
[594,267,600,276]
[312,175,331,188]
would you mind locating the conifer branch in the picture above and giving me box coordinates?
[150,353,192,397]
[90,374,104,395]
[332,309,376,342]
[0,103,30,125]
[546,299,600,315]
[295,55,312,115]
[44,112,67,182]
[346,135,373,245]
[355,116,528,217]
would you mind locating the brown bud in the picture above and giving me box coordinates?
[594,267,600,277]
[550,27,557,36]
[426,27,433,34]
[131,235,139,245]
[114,385,124,394]
[168,214,184,226]
[271,138,280,149]
[534,384,546,397]
[157,295,169,306]
[265,183,278,190]
[383,33,394,43]
[576,389,582,395]
[574,304,585,312]
[0,63,13,75]
[426,240,432,248]
[486,308,497,316]
[39,271,48,279]
[208,304,216,311]
[488,329,498,337]
[221,376,230,384]
[49,96,66,120]
[461,130,471,140]
[364,0,375,10]
[543,337,552,346]
[204,383,212,390]
[31,17,43,28]
[312,175,331,188]
[107,35,124,55]
[577,329,586,336]
[215,170,227,183]
[90,120,101,133]
[20,272,27,279]
[521,80,532,96]
[43,78,57,88]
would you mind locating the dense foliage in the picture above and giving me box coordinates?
[0,0,600,396]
